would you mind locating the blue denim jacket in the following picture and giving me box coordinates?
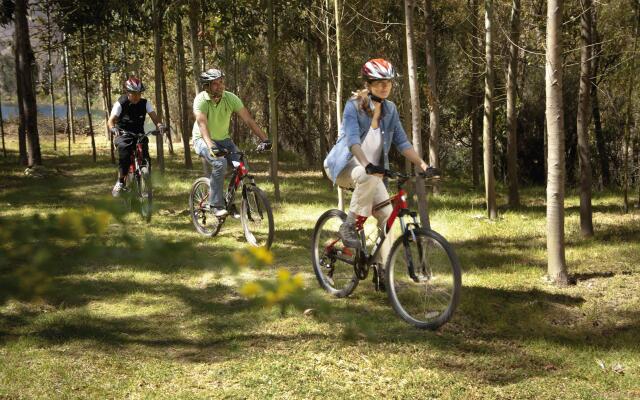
[324,98,413,183]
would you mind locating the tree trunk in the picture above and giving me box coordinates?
[333,0,345,210]
[545,0,568,284]
[161,63,173,155]
[623,4,639,213]
[483,0,497,219]
[267,0,280,202]
[304,12,315,166]
[46,0,56,151]
[470,0,481,188]
[267,0,281,202]
[0,83,5,157]
[80,27,96,162]
[506,0,521,207]
[152,0,165,173]
[424,0,440,175]
[14,0,41,166]
[99,43,115,164]
[63,34,76,147]
[176,17,193,169]
[405,0,430,229]
[317,50,328,172]
[590,7,609,187]
[577,0,594,235]
[188,0,202,94]
[62,38,71,157]
[399,9,413,175]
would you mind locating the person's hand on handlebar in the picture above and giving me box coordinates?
[157,123,166,134]
[110,127,120,137]
[421,166,441,179]
[365,163,386,177]
[256,139,272,152]
[209,146,228,158]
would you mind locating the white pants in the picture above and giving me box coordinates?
[330,164,394,265]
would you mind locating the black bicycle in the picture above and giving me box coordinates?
[311,169,461,330]
[189,149,274,249]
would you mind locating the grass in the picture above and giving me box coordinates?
[1,131,639,399]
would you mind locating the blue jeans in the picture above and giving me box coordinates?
[194,138,241,208]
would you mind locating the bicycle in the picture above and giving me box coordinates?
[189,148,275,249]
[311,169,461,330]
[116,128,161,223]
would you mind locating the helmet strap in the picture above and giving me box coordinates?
[368,92,384,104]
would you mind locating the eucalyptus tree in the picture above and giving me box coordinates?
[13,0,42,166]
[546,0,568,285]
[576,0,594,235]
[404,0,430,228]
[506,0,521,207]
[266,0,281,202]
[424,0,440,178]
[483,0,497,219]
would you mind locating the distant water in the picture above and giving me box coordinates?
[1,103,155,130]
[0,103,103,119]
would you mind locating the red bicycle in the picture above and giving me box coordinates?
[311,169,461,329]
[116,128,160,222]
[189,149,274,249]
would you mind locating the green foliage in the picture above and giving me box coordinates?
[0,209,111,303]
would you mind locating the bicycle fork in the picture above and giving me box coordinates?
[398,210,425,283]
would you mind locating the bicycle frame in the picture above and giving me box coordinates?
[323,176,423,281]
[195,152,256,214]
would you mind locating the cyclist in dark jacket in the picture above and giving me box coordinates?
[108,77,164,197]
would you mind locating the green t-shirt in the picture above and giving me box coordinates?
[191,90,244,141]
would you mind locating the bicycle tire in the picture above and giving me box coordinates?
[189,177,222,237]
[139,165,152,222]
[385,228,461,330]
[240,184,274,249]
[123,171,135,212]
[310,209,359,298]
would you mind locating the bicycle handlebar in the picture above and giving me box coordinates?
[116,128,162,138]
[385,167,442,181]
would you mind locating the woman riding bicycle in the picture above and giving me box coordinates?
[323,58,434,266]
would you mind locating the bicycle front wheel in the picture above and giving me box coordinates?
[386,229,461,330]
[311,209,358,298]
[139,165,152,222]
[189,177,222,237]
[240,185,274,249]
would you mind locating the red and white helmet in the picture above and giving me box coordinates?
[361,58,397,81]
[125,77,145,92]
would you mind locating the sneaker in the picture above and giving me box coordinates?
[339,220,362,249]
[112,181,124,197]
[212,207,229,217]
[228,204,241,219]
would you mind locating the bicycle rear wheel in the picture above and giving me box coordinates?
[139,164,152,222]
[311,209,358,298]
[386,228,461,329]
[240,184,274,248]
[189,177,222,237]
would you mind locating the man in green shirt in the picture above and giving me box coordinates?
[193,68,271,217]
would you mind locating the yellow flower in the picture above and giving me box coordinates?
[248,246,274,265]
[232,251,250,267]
[292,274,304,288]
[276,268,291,283]
[240,282,263,298]
[58,211,86,238]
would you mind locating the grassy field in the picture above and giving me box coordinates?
[1,132,639,399]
